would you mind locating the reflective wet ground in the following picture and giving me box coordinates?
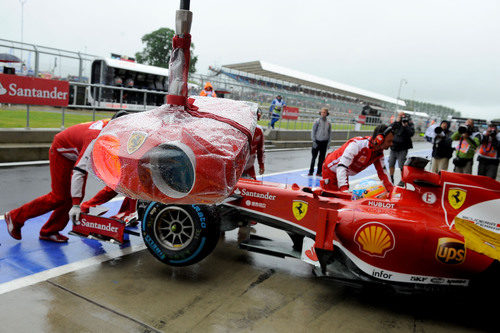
[1,143,497,332]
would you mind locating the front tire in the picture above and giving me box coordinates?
[141,202,220,266]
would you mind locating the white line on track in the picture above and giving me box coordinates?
[0,244,146,295]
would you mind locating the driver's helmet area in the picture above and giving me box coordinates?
[352,180,389,200]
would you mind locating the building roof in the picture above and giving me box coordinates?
[222,60,405,107]
[102,58,169,77]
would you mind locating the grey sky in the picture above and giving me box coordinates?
[1,0,499,120]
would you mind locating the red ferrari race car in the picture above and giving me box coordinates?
[135,157,500,293]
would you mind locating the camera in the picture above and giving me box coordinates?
[400,114,411,124]
[434,126,443,135]
[458,124,473,135]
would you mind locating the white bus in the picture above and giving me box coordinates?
[70,56,169,110]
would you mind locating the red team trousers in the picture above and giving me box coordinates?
[9,145,84,236]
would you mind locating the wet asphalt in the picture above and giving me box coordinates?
[0,142,497,332]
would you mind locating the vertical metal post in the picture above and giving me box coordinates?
[34,47,39,77]
[25,105,30,128]
[61,107,65,128]
[119,88,123,109]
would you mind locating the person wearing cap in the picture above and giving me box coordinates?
[200,82,217,97]
[388,111,415,184]
[477,123,500,179]
[268,95,286,129]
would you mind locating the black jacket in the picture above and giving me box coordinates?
[391,121,415,151]
[432,130,453,158]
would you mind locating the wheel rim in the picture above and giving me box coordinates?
[153,206,195,250]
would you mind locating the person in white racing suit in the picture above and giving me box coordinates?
[321,124,394,193]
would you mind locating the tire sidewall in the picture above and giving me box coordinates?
[142,202,217,266]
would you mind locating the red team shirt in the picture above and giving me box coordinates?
[322,136,393,192]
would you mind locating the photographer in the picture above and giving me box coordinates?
[477,123,500,179]
[389,111,415,184]
[431,120,454,173]
[451,119,480,174]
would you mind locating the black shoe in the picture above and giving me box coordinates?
[307,172,313,176]
[316,173,322,177]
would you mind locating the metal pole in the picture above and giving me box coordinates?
[25,105,30,128]
[61,107,65,128]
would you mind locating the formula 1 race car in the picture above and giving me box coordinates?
[133,157,500,292]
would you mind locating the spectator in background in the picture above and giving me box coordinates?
[269,95,286,129]
[477,123,500,179]
[388,111,415,185]
[200,82,217,97]
[308,108,331,176]
[431,120,453,173]
[451,119,480,174]
[242,109,265,179]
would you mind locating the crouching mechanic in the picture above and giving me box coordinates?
[321,124,395,193]
[68,115,137,225]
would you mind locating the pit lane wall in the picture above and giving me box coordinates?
[0,128,381,162]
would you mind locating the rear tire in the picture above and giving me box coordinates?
[141,202,220,266]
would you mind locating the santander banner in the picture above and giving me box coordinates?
[0,74,69,107]
[282,106,299,120]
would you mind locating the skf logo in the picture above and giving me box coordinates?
[292,200,308,221]
[355,222,395,257]
[448,188,466,210]
[127,131,147,154]
[436,238,466,264]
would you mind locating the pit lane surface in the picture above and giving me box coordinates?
[0,142,496,332]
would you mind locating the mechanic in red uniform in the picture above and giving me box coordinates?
[242,109,265,179]
[4,119,111,242]
[321,124,395,193]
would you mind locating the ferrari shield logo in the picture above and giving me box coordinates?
[127,132,147,155]
[292,200,308,220]
[448,188,467,210]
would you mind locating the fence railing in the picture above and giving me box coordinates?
[0,81,388,130]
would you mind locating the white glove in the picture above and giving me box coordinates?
[312,141,318,149]
[69,205,81,224]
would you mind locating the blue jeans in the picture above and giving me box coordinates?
[270,114,280,128]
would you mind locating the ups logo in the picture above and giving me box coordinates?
[436,238,466,265]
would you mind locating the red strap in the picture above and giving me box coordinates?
[167,95,187,106]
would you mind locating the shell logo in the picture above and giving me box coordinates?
[354,222,395,257]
